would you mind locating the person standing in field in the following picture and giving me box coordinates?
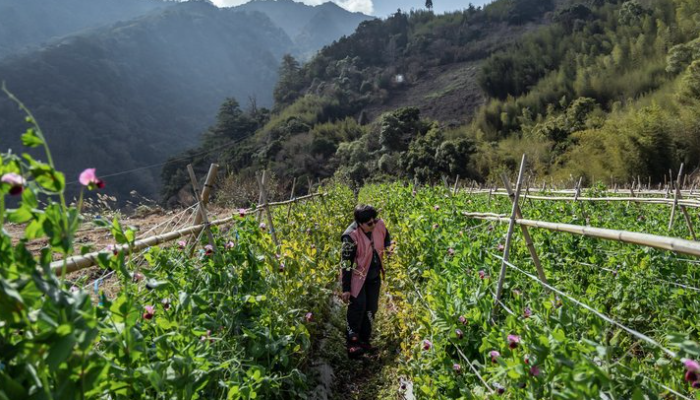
[340,204,391,358]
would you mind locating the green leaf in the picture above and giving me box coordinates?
[30,163,65,193]
[46,333,76,370]
[228,385,240,399]
[21,127,44,147]
[6,206,32,223]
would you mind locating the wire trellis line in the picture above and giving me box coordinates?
[491,253,679,360]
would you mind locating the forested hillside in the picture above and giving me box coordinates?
[0,0,372,204]
[163,0,700,204]
[0,1,290,202]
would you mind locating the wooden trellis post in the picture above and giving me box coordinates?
[494,154,527,318]
[452,175,460,196]
[574,177,582,202]
[286,177,297,221]
[257,171,279,247]
[669,163,697,240]
[501,172,548,287]
[187,164,217,254]
[192,163,219,227]
[257,170,268,223]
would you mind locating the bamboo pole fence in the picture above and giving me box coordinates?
[475,192,700,207]
[462,212,700,258]
[51,192,326,275]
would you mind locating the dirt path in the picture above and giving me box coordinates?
[309,292,404,400]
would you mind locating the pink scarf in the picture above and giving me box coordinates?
[346,219,387,297]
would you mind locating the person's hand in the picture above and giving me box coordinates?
[341,292,351,304]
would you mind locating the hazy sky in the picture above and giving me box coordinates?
[211,0,494,17]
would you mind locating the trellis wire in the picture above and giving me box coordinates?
[491,254,678,360]
[573,261,700,293]
[487,270,690,398]
[408,279,495,394]
[51,192,326,274]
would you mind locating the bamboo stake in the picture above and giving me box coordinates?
[574,177,582,202]
[187,165,217,255]
[192,164,219,227]
[501,172,548,286]
[671,164,697,240]
[461,213,700,258]
[51,192,327,275]
[494,154,526,317]
[669,166,681,231]
[452,175,460,196]
[257,171,279,247]
[286,177,297,221]
[487,193,700,207]
[257,170,267,222]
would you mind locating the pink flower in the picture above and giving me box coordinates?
[455,329,463,339]
[493,383,505,394]
[459,230,464,236]
[105,244,118,256]
[685,359,700,372]
[434,205,440,211]
[305,312,313,323]
[279,262,286,272]
[259,222,267,230]
[488,225,494,231]
[478,270,486,280]
[423,339,432,350]
[131,272,144,282]
[458,315,467,325]
[447,247,455,256]
[200,330,213,343]
[432,223,439,229]
[1,173,26,196]
[524,355,530,364]
[204,244,214,256]
[530,365,540,376]
[238,208,247,218]
[686,371,699,382]
[507,334,521,349]
[489,350,500,363]
[69,285,79,292]
[161,298,171,311]
[78,168,105,190]
[692,381,700,389]
[411,190,416,197]
[497,243,505,252]
[225,241,235,250]
[523,307,532,318]
[177,240,186,249]
[453,363,461,373]
[143,305,155,320]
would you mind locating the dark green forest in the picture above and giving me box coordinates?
[163,0,700,203]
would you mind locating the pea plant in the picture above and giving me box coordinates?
[0,101,355,399]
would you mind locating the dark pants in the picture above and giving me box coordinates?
[347,276,381,346]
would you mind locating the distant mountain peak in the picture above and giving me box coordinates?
[234,0,373,58]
